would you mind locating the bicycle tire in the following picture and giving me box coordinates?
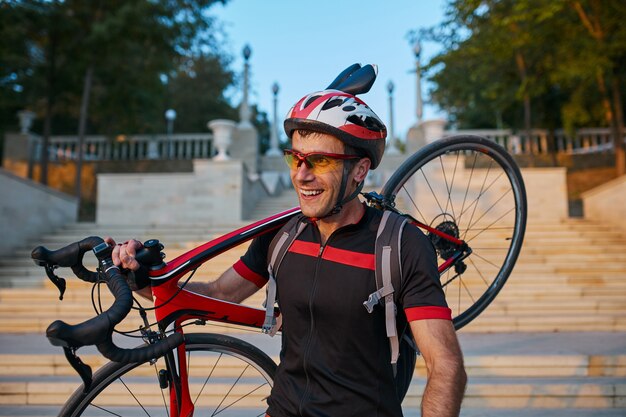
[381,135,527,330]
[59,333,277,417]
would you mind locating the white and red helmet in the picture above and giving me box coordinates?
[284,64,387,169]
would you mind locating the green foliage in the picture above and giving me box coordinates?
[420,0,626,131]
[0,0,237,136]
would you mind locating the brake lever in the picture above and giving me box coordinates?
[63,347,93,392]
[44,264,66,300]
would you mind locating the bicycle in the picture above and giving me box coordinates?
[31,135,527,417]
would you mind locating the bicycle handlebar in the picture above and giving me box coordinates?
[31,237,183,364]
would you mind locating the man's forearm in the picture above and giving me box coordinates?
[421,361,466,417]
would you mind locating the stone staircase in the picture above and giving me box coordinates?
[0,206,625,415]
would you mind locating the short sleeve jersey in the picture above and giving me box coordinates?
[234,205,451,417]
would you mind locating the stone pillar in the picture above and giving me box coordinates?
[231,124,259,179]
[405,119,446,155]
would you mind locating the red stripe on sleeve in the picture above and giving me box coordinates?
[405,306,452,321]
[321,246,375,270]
[233,259,267,288]
[288,240,321,257]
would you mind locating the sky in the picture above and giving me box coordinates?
[211,0,448,143]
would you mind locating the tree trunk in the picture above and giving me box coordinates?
[610,75,625,176]
[515,51,533,162]
[41,30,58,186]
[75,64,94,202]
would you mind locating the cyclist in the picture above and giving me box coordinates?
[109,70,466,417]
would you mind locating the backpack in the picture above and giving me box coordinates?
[262,210,418,401]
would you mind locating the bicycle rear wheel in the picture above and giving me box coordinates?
[381,135,527,330]
[59,333,276,417]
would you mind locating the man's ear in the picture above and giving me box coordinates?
[352,158,371,183]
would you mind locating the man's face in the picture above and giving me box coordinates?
[289,131,352,218]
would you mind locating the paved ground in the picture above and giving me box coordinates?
[0,405,624,417]
[2,331,625,356]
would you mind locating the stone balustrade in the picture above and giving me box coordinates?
[6,133,214,163]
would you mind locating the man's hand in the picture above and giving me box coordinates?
[105,237,152,300]
[104,237,143,271]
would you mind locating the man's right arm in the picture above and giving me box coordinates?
[107,237,264,303]
[183,266,261,303]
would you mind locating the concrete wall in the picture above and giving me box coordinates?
[97,159,266,226]
[0,168,78,253]
[582,175,626,235]
[520,168,569,220]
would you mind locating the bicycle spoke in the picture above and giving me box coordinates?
[471,251,502,272]
[466,205,516,243]
[401,185,427,224]
[211,364,250,416]
[468,256,490,287]
[420,168,445,215]
[462,159,493,239]
[213,382,271,416]
[90,403,124,417]
[119,377,153,416]
[439,155,456,219]
[194,352,222,407]
[457,152,478,228]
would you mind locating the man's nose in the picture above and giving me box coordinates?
[294,161,315,182]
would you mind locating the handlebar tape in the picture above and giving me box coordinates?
[32,236,103,283]
[46,271,132,348]
[97,332,184,363]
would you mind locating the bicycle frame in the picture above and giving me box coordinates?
[138,205,469,417]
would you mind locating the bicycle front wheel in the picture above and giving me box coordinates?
[59,333,277,417]
[381,135,527,330]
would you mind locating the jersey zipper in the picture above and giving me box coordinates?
[298,241,327,416]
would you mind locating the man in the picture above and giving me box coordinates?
[110,65,466,417]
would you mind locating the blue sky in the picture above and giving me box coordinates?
[211,0,448,143]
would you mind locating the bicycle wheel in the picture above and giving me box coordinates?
[381,135,527,330]
[59,333,277,417]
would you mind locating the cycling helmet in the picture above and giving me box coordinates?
[284,64,387,219]
[284,64,387,169]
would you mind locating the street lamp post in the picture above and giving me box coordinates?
[239,44,253,128]
[266,82,282,156]
[386,81,400,154]
[17,110,36,179]
[165,109,177,158]
[413,39,423,124]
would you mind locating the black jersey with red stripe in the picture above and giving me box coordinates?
[234,205,451,417]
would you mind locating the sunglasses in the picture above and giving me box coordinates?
[283,149,361,174]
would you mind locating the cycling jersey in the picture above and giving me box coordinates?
[234,205,451,417]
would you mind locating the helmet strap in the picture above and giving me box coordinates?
[312,162,364,220]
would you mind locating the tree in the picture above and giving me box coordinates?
[0,0,237,188]
[421,0,626,172]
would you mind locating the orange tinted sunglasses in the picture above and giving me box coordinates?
[283,149,361,174]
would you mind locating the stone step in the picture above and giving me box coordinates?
[1,375,623,409]
[1,351,624,379]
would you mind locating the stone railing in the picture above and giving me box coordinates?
[39,133,213,161]
[443,128,622,155]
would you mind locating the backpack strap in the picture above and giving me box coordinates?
[363,210,407,372]
[262,215,307,336]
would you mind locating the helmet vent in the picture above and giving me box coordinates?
[304,95,322,109]
[342,105,356,112]
[321,98,344,110]
[347,114,385,132]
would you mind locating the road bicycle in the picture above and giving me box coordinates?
[31,135,527,417]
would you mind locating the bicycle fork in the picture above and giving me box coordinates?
[161,325,195,417]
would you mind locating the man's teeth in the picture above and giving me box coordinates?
[300,189,322,196]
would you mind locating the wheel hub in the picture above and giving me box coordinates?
[428,219,460,259]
